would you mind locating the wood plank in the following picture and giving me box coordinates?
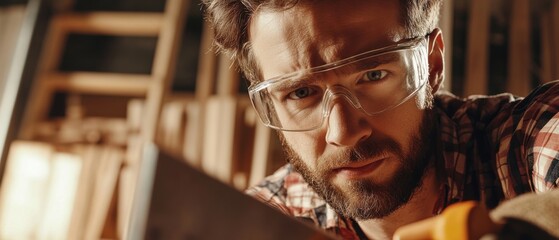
[202,96,240,183]
[117,164,136,239]
[157,100,187,153]
[53,12,164,36]
[507,0,531,96]
[540,12,553,84]
[464,0,491,96]
[83,147,124,240]
[19,80,55,139]
[44,72,151,96]
[142,0,189,142]
[127,99,145,133]
[553,1,559,79]
[439,0,454,92]
[248,108,273,187]
[67,145,100,240]
[0,8,5,48]
[0,5,26,141]
[36,151,82,239]
[183,21,218,169]
[19,13,67,139]
[195,21,217,100]
[216,54,241,96]
[0,6,26,90]
[232,98,256,190]
[120,135,143,239]
[0,141,55,239]
[182,100,202,166]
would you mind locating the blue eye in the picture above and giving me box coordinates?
[288,87,316,99]
[363,70,388,82]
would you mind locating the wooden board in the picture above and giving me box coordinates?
[507,0,531,96]
[464,0,491,95]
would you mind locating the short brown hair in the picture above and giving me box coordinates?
[202,0,442,83]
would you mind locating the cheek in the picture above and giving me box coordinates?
[373,100,424,153]
[282,131,325,167]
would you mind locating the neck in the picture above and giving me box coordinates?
[356,166,441,240]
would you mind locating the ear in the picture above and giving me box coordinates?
[427,28,445,93]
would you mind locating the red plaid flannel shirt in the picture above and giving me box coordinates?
[246,81,559,239]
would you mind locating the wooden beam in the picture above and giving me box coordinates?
[552,1,559,80]
[195,21,217,100]
[464,0,491,95]
[540,12,553,84]
[19,9,68,139]
[0,6,26,89]
[216,54,241,96]
[189,21,218,167]
[248,109,272,187]
[44,72,151,96]
[142,0,189,142]
[439,0,454,92]
[506,0,531,96]
[53,12,164,36]
[202,96,240,183]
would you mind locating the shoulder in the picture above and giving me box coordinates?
[523,82,559,192]
[434,90,519,124]
[436,81,559,194]
[434,81,559,126]
[492,82,559,193]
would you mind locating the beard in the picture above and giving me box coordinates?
[279,109,436,220]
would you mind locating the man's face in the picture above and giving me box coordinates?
[249,0,438,219]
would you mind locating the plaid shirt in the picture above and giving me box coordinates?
[246,81,559,239]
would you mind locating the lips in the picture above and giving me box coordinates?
[332,156,387,179]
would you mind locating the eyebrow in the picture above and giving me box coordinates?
[269,74,316,92]
[268,52,402,90]
[334,52,400,75]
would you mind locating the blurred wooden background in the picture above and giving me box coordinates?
[0,0,558,239]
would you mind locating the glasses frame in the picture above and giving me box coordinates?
[248,36,430,132]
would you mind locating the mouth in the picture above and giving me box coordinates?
[332,156,388,180]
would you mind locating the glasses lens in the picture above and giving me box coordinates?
[249,38,428,131]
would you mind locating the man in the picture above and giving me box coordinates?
[202,0,559,239]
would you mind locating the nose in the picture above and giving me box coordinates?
[325,96,373,147]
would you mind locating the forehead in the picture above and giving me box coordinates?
[249,0,404,80]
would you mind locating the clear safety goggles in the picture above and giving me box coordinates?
[248,36,429,132]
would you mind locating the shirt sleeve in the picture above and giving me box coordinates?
[492,81,559,198]
[512,81,559,193]
[531,111,559,192]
